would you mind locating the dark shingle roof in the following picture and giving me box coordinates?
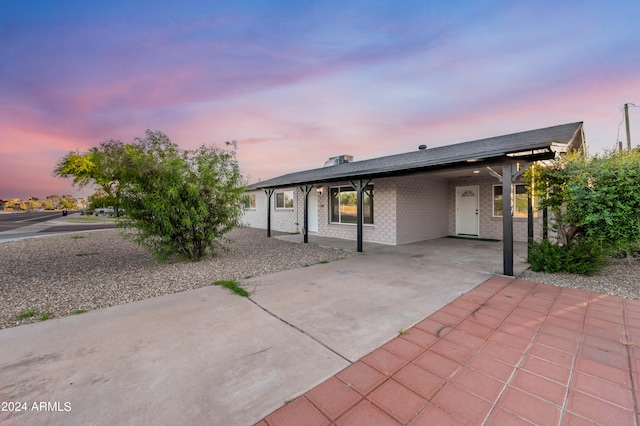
[248,122,583,190]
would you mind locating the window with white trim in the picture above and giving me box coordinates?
[275,191,294,209]
[330,185,373,224]
[243,193,256,209]
[493,184,531,217]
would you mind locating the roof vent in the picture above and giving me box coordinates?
[418,144,427,150]
[323,155,353,167]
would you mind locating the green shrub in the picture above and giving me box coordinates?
[528,239,605,275]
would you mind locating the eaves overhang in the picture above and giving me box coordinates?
[248,145,557,191]
[247,122,583,191]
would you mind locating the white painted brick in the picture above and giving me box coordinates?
[244,174,543,245]
[448,177,542,242]
[395,175,449,244]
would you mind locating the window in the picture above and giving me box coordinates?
[330,185,373,224]
[243,193,256,209]
[275,191,294,209]
[493,184,530,217]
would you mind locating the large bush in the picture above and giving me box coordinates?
[526,148,640,273]
[118,131,246,262]
[55,130,246,262]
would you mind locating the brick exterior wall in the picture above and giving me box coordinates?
[316,179,396,245]
[241,187,301,233]
[448,177,542,242]
[395,175,449,244]
[241,190,266,229]
[243,173,542,244]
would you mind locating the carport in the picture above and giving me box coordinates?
[246,122,586,276]
[276,233,530,277]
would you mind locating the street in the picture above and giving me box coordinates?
[0,211,66,231]
[0,211,115,242]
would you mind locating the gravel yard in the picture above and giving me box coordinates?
[0,227,353,329]
[519,258,640,300]
[2,226,639,330]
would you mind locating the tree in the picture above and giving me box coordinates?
[53,141,127,216]
[89,140,127,215]
[58,195,78,210]
[44,194,77,210]
[116,131,246,262]
[53,150,96,187]
[54,130,246,261]
[87,188,111,210]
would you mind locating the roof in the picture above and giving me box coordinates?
[248,122,584,190]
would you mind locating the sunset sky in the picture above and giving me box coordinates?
[1,1,639,200]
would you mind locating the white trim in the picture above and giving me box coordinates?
[274,190,294,210]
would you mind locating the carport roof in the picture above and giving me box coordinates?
[248,122,584,190]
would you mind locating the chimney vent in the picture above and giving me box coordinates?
[323,155,353,167]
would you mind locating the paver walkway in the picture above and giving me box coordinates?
[257,276,640,425]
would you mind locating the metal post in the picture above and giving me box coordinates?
[350,180,370,253]
[502,163,514,276]
[300,186,313,243]
[357,182,363,253]
[527,192,533,242]
[264,189,274,238]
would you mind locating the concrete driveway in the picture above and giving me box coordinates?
[0,237,528,426]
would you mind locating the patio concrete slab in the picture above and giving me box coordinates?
[246,252,493,362]
[0,286,348,426]
[250,236,528,362]
[0,236,528,426]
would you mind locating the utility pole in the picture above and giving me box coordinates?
[625,103,632,152]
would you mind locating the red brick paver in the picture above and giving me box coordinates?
[259,277,640,425]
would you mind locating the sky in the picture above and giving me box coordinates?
[1,0,639,200]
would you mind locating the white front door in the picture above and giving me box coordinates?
[456,185,479,236]
[308,190,318,233]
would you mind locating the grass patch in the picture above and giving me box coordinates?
[15,309,54,321]
[447,235,500,242]
[16,309,37,320]
[213,280,249,297]
[71,234,86,239]
[72,309,87,315]
[76,252,99,256]
[65,217,118,223]
[39,312,54,321]
[317,260,329,264]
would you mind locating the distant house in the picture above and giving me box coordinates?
[243,122,585,275]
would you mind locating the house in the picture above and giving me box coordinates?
[243,122,585,275]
